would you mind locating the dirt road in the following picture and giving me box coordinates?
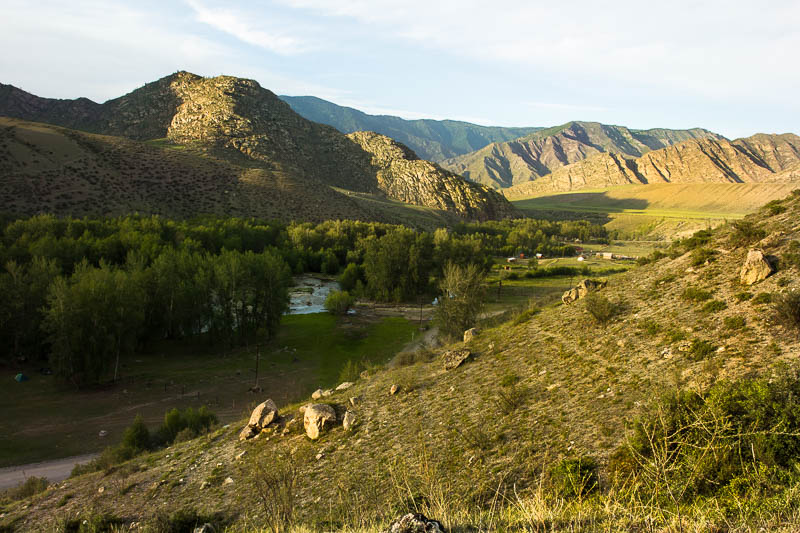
[0,454,97,490]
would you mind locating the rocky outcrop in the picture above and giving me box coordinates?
[347,131,518,221]
[505,134,800,197]
[562,279,608,305]
[740,249,774,285]
[383,513,445,533]
[303,404,336,440]
[248,399,278,430]
[442,349,472,371]
[443,121,722,189]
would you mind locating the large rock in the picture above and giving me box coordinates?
[383,513,445,533]
[562,279,607,305]
[238,425,257,441]
[342,410,356,431]
[303,404,336,440]
[463,328,479,343]
[442,349,472,371]
[248,399,278,430]
[740,249,774,285]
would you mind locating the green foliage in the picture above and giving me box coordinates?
[494,373,527,415]
[583,292,619,326]
[148,507,226,533]
[337,263,363,292]
[690,247,717,266]
[157,407,216,445]
[637,318,661,336]
[324,290,355,315]
[774,291,800,330]
[689,339,717,361]
[550,457,599,498]
[121,415,150,453]
[617,372,800,503]
[763,199,787,216]
[57,511,124,533]
[682,286,713,302]
[337,359,363,383]
[724,315,747,330]
[0,476,48,503]
[753,292,773,304]
[434,262,486,340]
[734,291,753,302]
[363,229,433,302]
[701,300,727,314]
[729,220,766,247]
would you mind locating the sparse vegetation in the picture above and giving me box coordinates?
[730,220,767,247]
[324,290,355,315]
[774,291,800,330]
[583,292,619,326]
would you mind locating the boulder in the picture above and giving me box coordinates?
[303,404,336,440]
[248,399,278,430]
[740,249,774,285]
[311,389,324,400]
[442,349,472,371]
[562,279,607,305]
[343,410,356,431]
[336,381,354,391]
[463,327,479,343]
[383,513,445,533]
[390,384,399,395]
[238,425,257,441]
[193,524,216,533]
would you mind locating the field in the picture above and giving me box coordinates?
[511,183,799,239]
[0,313,416,467]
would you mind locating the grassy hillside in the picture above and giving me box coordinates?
[279,95,540,161]
[5,191,800,531]
[511,183,800,239]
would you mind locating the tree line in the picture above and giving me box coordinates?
[0,214,608,385]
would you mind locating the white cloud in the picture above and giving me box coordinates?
[185,0,310,55]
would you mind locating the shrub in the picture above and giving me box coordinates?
[774,291,800,330]
[337,263,363,293]
[338,358,363,382]
[723,316,746,330]
[148,507,225,533]
[1,476,48,502]
[57,511,124,532]
[753,292,773,305]
[324,290,355,315]
[638,318,661,336]
[584,292,618,326]
[550,457,599,498]
[157,407,216,445]
[682,229,714,250]
[734,291,752,302]
[701,300,727,314]
[690,247,717,266]
[121,415,150,452]
[763,200,787,216]
[689,339,716,361]
[729,220,766,247]
[682,286,713,302]
[495,373,527,415]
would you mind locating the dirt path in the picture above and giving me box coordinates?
[0,454,97,490]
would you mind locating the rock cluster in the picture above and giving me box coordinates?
[442,349,472,371]
[303,404,336,440]
[562,279,607,305]
[239,399,279,441]
[383,513,445,533]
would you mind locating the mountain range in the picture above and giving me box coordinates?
[0,73,516,223]
[279,95,540,161]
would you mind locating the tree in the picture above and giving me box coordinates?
[434,262,486,340]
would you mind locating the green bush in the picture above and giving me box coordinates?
[729,220,766,247]
[616,371,800,502]
[550,457,599,498]
[337,358,363,382]
[701,300,727,314]
[583,293,618,326]
[734,291,752,302]
[157,406,216,445]
[690,247,717,266]
[1,476,48,502]
[753,292,773,305]
[148,507,225,533]
[774,291,800,330]
[324,290,355,315]
[723,316,746,330]
[763,200,787,216]
[682,286,713,302]
[337,263,363,293]
[637,318,661,336]
[57,511,124,532]
[121,414,150,452]
[689,339,716,361]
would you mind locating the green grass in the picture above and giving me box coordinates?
[0,313,416,467]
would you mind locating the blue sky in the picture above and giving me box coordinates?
[2,0,798,139]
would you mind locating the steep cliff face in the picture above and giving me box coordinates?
[347,131,518,220]
[442,121,724,189]
[504,134,800,198]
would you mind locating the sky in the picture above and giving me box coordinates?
[2,0,798,139]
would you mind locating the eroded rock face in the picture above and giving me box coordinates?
[442,349,472,371]
[562,279,607,305]
[740,249,774,285]
[248,399,278,430]
[303,404,336,440]
[383,513,445,533]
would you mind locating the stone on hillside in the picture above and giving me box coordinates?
[194,524,216,533]
[349,396,360,407]
[336,381,354,391]
[343,410,356,431]
[562,279,607,305]
[303,404,336,440]
[248,399,278,430]
[311,389,324,400]
[239,425,258,441]
[442,349,472,371]
[383,513,445,533]
[390,384,399,395]
[223,477,234,485]
[463,328,479,343]
[740,249,774,285]
[322,389,333,397]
